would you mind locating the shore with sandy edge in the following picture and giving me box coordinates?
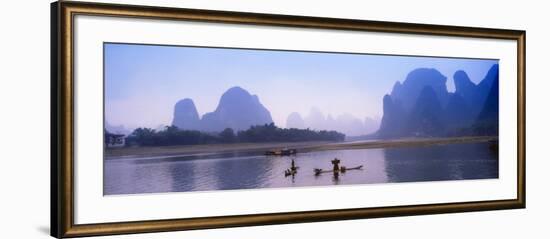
[105,136,497,160]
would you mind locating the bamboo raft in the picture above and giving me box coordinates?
[284,167,299,177]
[313,165,363,176]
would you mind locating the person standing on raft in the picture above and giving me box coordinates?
[331,158,341,172]
[291,159,296,170]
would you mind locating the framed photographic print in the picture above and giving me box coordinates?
[51,1,526,238]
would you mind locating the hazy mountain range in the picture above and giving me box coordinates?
[171,86,378,136]
[286,109,380,136]
[377,64,499,138]
[118,65,498,139]
[105,121,132,135]
[172,86,273,132]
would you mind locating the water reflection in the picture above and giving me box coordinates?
[104,142,497,195]
[168,161,196,192]
[210,152,276,190]
[383,142,498,182]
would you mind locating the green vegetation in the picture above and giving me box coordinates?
[122,123,345,147]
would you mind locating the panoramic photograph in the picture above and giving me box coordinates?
[103,43,499,195]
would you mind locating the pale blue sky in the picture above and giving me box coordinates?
[104,43,498,129]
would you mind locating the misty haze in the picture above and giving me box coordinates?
[104,43,499,195]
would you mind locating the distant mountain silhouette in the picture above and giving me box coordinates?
[172,87,273,132]
[363,116,381,135]
[172,87,378,136]
[172,98,200,130]
[286,109,380,136]
[378,94,407,137]
[326,114,337,131]
[473,66,499,135]
[454,65,499,117]
[406,86,445,136]
[390,68,449,112]
[378,64,499,138]
[336,113,368,136]
[286,112,305,129]
[201,87,273,131]
[477,72,499,122]
[443,93,474,129]
[105,121,131,135]
[476,65,499,104]
[454,70,477,107]
[304,107,326,130]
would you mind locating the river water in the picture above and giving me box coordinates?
[104,142,498,195]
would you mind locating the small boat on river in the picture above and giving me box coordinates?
[265,148,297,156]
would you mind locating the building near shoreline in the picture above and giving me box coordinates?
[105,133,125,148]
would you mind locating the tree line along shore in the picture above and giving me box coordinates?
[116,123,345,147]
[105,135,497,160]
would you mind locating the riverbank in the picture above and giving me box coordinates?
[105,136,497,160]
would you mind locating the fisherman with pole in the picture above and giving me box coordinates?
[331,158,341,172]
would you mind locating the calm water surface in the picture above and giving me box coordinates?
[104,142,498,195]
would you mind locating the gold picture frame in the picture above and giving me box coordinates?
[51,1,526,238]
